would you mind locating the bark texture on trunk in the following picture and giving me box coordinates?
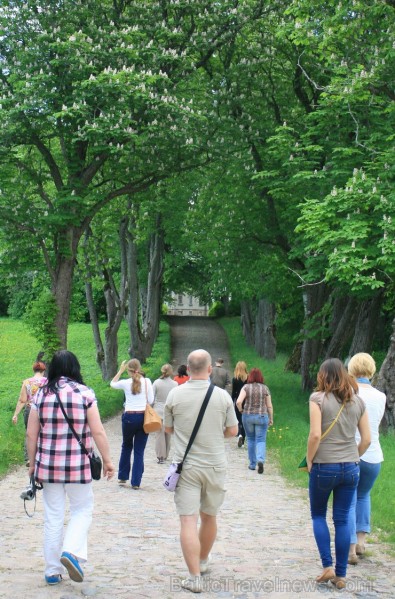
[285,342,302,373]
[348,293,384,357]
[375,316,395,430]
[301,283,330,391]
[241,300,255,346]
[254,298,276,360]
[85,280,105,373]
[50,228,81,349]
[324,296,358,360]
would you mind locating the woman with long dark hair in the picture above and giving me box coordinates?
[306,358,370,589]
[27,350,114,586]
[236,367,273,474]
[111,358,154,488]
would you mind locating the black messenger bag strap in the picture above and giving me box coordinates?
[180,383,215,467]
[55,391,90,457]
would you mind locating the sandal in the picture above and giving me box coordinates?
[331,577,346,590]
[316,567,335,583]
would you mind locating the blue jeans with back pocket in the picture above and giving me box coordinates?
[309,462,360,577]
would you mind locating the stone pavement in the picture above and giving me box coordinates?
[1,417,394,599]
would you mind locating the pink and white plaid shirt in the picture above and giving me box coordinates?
[31,377,96,484]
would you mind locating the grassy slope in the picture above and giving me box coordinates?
[220,316,395,545]
[0,318,171,477]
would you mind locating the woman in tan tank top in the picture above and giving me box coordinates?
[306,358,370,589]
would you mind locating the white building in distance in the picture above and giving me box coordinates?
[166,293,208,317]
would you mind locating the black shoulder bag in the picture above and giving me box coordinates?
[55,391,102,480]
[163,383,215,491]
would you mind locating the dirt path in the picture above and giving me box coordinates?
[167,316,232,374]
[0,317,394,598]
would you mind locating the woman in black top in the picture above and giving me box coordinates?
[231,361,248,447]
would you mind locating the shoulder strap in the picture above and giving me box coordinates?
[144,378,148,402]
[320,401,345,441]
[55,391,89,456]
[181,383,215,465]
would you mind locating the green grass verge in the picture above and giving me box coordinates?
[0,318,171,478]
[220,316,395,547]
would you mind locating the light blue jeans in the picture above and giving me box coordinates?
[348,459,381,543]
[242,413,269,468]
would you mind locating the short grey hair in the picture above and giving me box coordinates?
[187,349,212,374]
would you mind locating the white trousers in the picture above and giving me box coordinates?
[42,483,94,576]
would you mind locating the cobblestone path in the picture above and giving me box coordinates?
[0,317,394,598]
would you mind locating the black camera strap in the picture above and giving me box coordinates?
[23,474,43,518]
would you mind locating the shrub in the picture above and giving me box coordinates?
[24,288,60,359]
[208,301,225,318]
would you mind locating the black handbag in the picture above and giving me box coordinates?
[55,392,102,480]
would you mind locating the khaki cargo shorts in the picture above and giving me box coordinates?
[174,464,226,516]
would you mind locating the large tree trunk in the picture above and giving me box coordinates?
[375,316,395,430]
[126,215,164,362]
[348,293,384,357]
[324,295,358,360]
[241,300,255,346]
[139,222,164,356]
[254,298,276,360]
[285,342,302,373]
[301,283,330,391]
[126,216,141,358]
[101,217,129,378]
[49,228,82,349]
[85,280,105,373]
[84,221,128,380]
[221,295,230,315]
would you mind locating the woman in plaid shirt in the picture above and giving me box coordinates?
[27,350,114,586]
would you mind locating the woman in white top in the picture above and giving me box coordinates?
[152,364,177,464]
[347,353,386,564]
[110,358,154,489]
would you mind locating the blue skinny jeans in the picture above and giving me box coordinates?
[118,412,149,487]
[309,462,360,577]
[348,459,381,544]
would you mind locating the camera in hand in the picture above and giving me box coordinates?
[20,475,43,501]
[20,483,35,501]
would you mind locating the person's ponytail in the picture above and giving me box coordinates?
[127,358,143,395]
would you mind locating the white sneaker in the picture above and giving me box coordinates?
[200,555,210,574]
[181,576,202,593]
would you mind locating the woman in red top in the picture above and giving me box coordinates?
[173,364,189,385]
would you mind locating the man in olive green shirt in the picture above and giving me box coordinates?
[164,349,238,593]
[210,358,231,390]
